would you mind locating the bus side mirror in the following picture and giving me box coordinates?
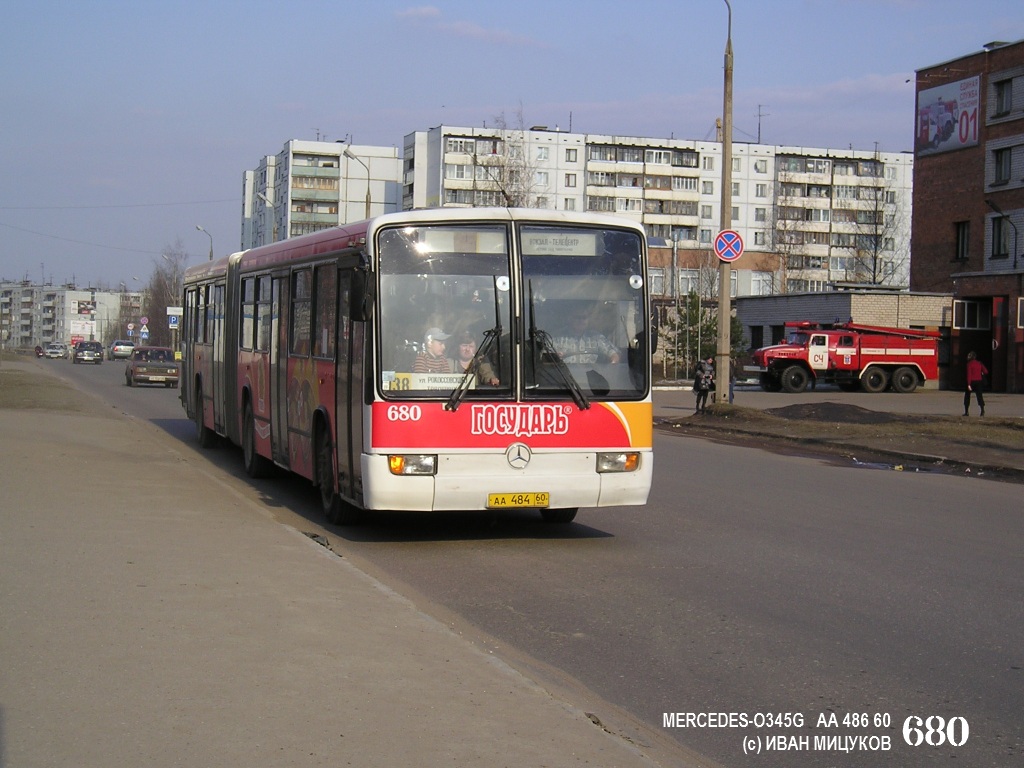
[350,264,375,322]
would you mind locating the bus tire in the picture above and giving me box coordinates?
[541,508,578,524]
[317,429,360,525]
[860,366,889,393]
[194,384,217,448]
[780,365,810,393]
[891,366,918,393]
[242,402,272,478]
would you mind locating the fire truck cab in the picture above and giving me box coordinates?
[748,321,940,394]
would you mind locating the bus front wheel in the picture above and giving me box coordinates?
[541,508,578,524]
[243,402,272,478]
[194,385,217,448]
[317,430,360,525]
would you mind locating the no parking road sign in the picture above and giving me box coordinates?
[714,229,744,262]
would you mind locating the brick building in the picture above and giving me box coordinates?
[910,39,1024,393]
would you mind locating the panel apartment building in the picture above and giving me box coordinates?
[402,125,913,301]
[242,131,912,305]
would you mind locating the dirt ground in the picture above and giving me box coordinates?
[657,400,1024,484]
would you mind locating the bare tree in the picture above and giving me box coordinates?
[474,108,543,207]
[142,238,188,347]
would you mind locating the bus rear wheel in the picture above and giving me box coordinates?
[541,508,578,524]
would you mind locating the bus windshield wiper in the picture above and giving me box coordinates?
[446,277,504,412]
[528,282,590,410]
[445,326,500,411]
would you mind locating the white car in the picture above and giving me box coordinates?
[44,343,68,359]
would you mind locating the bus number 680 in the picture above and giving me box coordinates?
[387,404,422,421]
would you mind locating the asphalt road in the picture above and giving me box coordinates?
[45,359,1024,767]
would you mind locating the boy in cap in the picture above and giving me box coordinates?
[413,327,455,373]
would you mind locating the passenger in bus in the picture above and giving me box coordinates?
[451,331,499,385]
[413,327,455,373]
[551,307,620,365]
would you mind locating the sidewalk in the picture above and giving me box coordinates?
[0,396,681,766]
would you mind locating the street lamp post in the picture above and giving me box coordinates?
[195,225,213,261]
[716,0,734,403]
[343,146,372,219]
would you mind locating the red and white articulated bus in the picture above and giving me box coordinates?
[180,208,654,524]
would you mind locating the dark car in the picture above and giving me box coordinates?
[72,341,104,364]
[108,340,135,360]
[125,346,179,388]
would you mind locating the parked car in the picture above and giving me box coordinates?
[44,343,67,359]
[125,346,179,388]
[72,340,104,364]
[108,339,135,360]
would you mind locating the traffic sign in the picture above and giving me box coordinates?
[714,230,744,262]
[168,315,179,329]
[140,316,149,326]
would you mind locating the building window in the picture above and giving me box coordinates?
[1018,297,1024,329]
[564,173,577,187]
[752,271,773,295]
[732,206,740,221]
[702,181,714,195]
[754,232,766,245]
[537,147,549,161]
[673,176,698,191]
[755,183,768,197]
[700,205,713,220]
[754,159,767,173]
[563,197,576,211]
[955,221,970,261]
[535,171,549,186]
[994,79,1012,117]
[702,156,715,171]
[953,300,989,330]
[565,148,577,163]
[732,157,741,172]
[731,182,740,196]
[754,207,767,222]
[648,267,665,296]
[991,215,1011,259]
[994,148,1011,185]
[699,229,712,243]
[646,150,672,164]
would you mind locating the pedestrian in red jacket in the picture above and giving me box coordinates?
[963,350,988,417]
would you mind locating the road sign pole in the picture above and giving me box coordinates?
[717,0,734,404]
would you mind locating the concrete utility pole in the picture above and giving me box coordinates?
[716,0,734,399]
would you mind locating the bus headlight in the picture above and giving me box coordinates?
[596,452,641,473]
[388,454,437,475]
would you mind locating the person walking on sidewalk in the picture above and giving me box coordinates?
[964,350,988,416]
[693,356,714,413]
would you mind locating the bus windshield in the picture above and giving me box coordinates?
[376,221,647,402]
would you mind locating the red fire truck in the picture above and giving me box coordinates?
[748,321,940,394]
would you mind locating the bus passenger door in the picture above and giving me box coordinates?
[270,276,289,466]
[212,284,226,433]
[335,271,357,501]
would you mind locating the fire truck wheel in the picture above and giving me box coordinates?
[891,367,918,394]
[780,365,810,393]
[860,366,889,393]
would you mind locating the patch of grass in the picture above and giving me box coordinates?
[0,366,97,412]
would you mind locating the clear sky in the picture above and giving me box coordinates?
[2,0,1022,288]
